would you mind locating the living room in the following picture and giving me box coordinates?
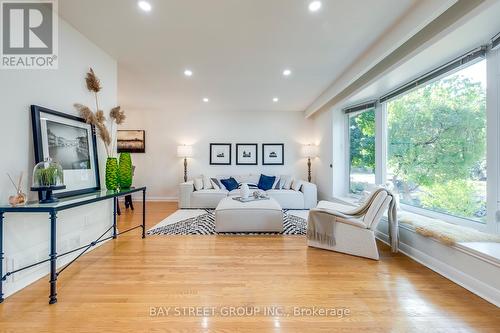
[1,0,500,332]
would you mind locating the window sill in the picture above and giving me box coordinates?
[333,196,500,267]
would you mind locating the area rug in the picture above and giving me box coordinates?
[147,209,309,235]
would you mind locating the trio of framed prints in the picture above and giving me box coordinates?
[210,143,284,166]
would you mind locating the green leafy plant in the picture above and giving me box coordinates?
[35,166,60,187]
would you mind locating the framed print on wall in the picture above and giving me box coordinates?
[210,143,232,165]
[31,105,101,198]
[236,143,258,165]
[117,130,146,153]
[262,143,284,165]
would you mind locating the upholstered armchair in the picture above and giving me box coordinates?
[307,190,394,260]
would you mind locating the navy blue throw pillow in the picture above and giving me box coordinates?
[258,174,276,191]
[220,177,239,191]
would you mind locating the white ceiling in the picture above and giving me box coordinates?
[59,0,443,113]
[344,0,500,107]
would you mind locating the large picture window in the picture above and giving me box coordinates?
[349,108,375,194]
[386,60,487,222]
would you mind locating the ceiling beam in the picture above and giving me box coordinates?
[305,0,487,118]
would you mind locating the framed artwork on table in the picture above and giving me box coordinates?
[210,143,232,165]
[262,143,284,165]
[236,143,258,165]
[31,105,101,198]
[117,130,146,153]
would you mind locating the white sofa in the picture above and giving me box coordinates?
[179,174,317,209]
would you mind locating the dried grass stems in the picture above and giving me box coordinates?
[74,67,126,157]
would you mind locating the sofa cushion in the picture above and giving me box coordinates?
[281,175,293,190]
[291,179,304,192]
[194,177,204,191]
[192,189,228,195]
[210,178,222,190]
[258,174,276,190]
[191,189,229,209]
[220,177,239,191]
[234,174,260,184]
[266,189,304,209]
[203,175,213,189]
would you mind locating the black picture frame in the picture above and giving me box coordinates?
[117,130,146,153]
[262,143,284,165]
[31,105,101,198]
[236,143,258,165]
[210,143,232,165]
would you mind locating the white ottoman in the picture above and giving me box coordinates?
[215,197,283,232]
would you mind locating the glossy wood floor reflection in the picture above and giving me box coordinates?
[0,202,499,332]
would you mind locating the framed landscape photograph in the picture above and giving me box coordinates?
[210,143,231,165]
[262,143,284,165]
[236,143,258,165]
[31,105,100,198]
[117,130,146,153]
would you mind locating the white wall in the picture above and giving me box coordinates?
[122,109,314,199]
[0,19,117,298]
[310,109,332,201]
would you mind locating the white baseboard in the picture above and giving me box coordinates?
[124,195,178,202]
[147,197,178,202]
[375,229,500,307]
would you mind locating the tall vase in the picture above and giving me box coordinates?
[118,153,133,189]
[105,157,119,191]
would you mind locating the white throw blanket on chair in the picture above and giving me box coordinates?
[307,188,399,253]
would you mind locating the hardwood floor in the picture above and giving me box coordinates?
[0,201,499,332]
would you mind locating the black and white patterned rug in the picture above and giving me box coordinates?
[147,209,308,235]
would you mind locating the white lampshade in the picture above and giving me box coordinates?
[302,144,318,158]
[177,145,193,158]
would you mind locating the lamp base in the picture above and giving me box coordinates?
[307,158,312,183]
[184,158,188,182]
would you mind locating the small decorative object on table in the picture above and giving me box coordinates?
[253,190,269,199]
[240,183,250,199]
[31,158,66,203]
[105,157,119,191]
[6,172,27,206]
[118,152,133,189]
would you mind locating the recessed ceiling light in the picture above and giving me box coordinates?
[203,98,209,103]
[273,97,279,103]
[138,1,152,12]
[283,69,292,77]
[308,1,322,12]
[184,69,193,77]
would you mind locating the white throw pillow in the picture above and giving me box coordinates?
[194,178,203,191]
[203,175,213,189]
[291,179,303,192]
[282,176,293,190]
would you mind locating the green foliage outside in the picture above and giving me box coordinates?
[349,110,375,170]
[351,74,487,221]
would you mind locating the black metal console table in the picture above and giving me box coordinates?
[0,186,146,304]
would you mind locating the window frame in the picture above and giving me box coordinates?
[346,107,376,196]
[344,56,496,233]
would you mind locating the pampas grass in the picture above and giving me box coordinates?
[86,68,102,93]
[74,68,125,157]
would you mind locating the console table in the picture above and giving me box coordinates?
[0,187,146,304]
